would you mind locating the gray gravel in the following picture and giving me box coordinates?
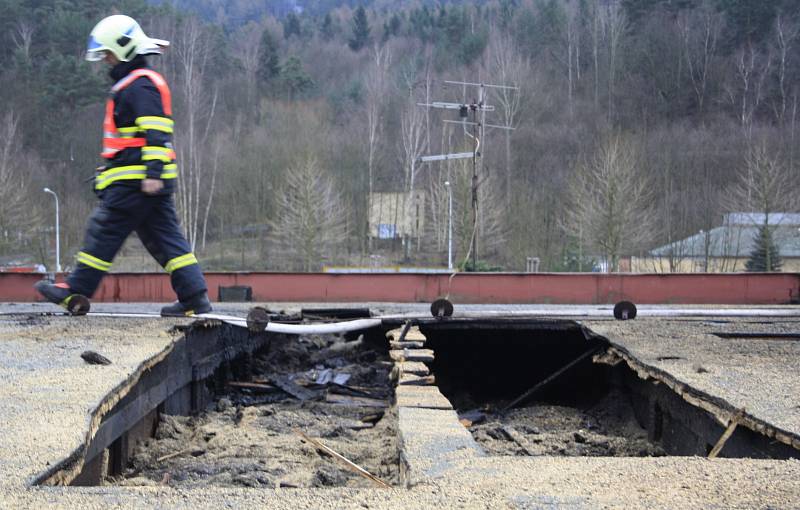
[0,314,189,488]
[585,317,800,442]
[1,304,800,508]
[2,457,799,509]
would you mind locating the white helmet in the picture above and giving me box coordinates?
[86,15,169,62]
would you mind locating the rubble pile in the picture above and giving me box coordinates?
[459,389,666,458]
[114,333,399,488]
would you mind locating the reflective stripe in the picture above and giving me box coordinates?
[165,253,198,273]
[117,126,141,138]
[111,73,141,93]
[76,251,112,272]
[161,163,178,179]
[141,146,173,162]
[103,138,146,150]
[95,165,147,190]
[136,116,174,133]
[102,70,173,159]
[112,70,172,114]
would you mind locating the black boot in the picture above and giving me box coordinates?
[160,292,212,317]
[34,280,91,315]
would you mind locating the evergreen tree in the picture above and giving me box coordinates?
[283,12,301,39]
[621,0,662,26]
[440,6,461,46]
[409,6,434,42]
[715,0,793,46]
[381,13,401,43]
[458,31,489,66]
[348,6,371,51]
[745,224,783,272]
[498,0,517,29]
[278,56,314,98]
[320,12,336,41]
[257,29,280,85]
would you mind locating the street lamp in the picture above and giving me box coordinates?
[444,181,453,271]
[43,188,61,273]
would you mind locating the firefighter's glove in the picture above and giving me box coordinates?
[141,178,164,195]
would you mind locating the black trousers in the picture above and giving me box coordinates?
[67,185,207,301]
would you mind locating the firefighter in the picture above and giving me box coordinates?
[34,15,212,317]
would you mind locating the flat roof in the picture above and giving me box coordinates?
[0,303,799,508]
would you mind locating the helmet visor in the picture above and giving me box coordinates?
[85,34,107,61]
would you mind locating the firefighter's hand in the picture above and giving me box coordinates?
[141,178,164,195]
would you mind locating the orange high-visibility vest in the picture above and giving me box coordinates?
[101,69,174,159]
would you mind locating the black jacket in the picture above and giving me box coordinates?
[106,56,175,194]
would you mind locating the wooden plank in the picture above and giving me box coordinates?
[390,340,425,350]
[399,361,430,376]
[325,393,388,408]
[227,381,278,392]
[708,410,745,459]
[404,327,427,342]
[85,374,173,463]
[157,447,196,463]
[396,385,452,410]
[399,373,436,386]
[499,425,540,456]
[296,431,391,488]
[403,348,434,363]
[78,325,269,469]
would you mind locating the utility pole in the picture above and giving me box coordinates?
[470,86,482,268]
[445,181,453,270]
[43,188,61,273]
[418,80,517,270]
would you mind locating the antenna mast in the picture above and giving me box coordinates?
[418,80,517,270]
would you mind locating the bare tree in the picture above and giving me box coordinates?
[720,143,799,271]
[678,6,722,118]
[771,15,799,126]
[728,44,772,139]
[561,1,581,117]
[269,157,349,271]
[399,88,428,257]
[724,142,799,222]
[487,32,527,200]
[11,21,34,60]
[232,21,263,111]
[0,112,38,255]
[364,44,391,250]
[566,135,655,272]
[475,171,508,265]
[591,0,601,107]
[424,122,457,255]
[165,17,219,250]
[200,129,226,251]
[602,2,626,122]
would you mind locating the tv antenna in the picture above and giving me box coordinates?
[417,80,518,270]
